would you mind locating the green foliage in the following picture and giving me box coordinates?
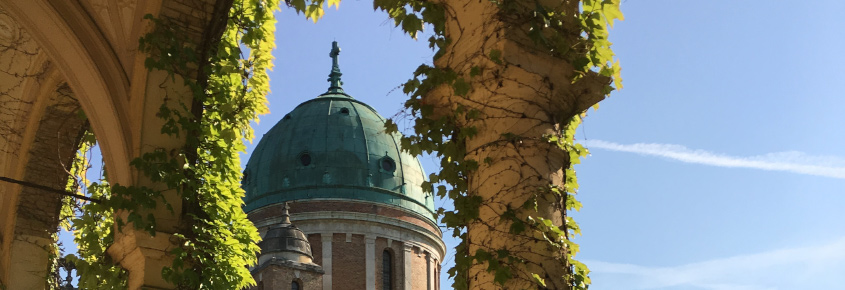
[580,0,624,89]
[383,0,622,288]
[62,131,129,289]
[139,0,277,287]
[60,0,621,288]
[66,0,279,288]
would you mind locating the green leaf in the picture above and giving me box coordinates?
[469,66,481,77]
[489,49,502,64]
[532,273,547,287]
[401,14,423,39]
[452,78,470,96]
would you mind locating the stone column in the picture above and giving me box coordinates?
[322,233,333,290]
[366,235,376,290]
[403,243,414,290]
[427,254,436,290]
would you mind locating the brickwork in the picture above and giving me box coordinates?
[331,233,366,290]
[14,84,84,239]
[252,263,322,290]
[409,247,429,290]
[250,201,440,236]
[374,238,404,290]
[7,84,86,289]
[308,233,322,266]
[247,218,445,290]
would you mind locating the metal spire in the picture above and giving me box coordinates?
[280,202,291,225]
[327,41,344,94]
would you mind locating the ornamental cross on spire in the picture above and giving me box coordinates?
[327,41,344,94]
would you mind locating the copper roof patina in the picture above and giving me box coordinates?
[242,41,434,221]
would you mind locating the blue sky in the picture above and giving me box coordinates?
[260,1,845,289]
[60,1,845,289]
[570,1,845,289]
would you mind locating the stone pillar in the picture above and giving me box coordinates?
[403,243,414,290]
[427,253,436,290]
[365,235,376,290]
[322,233,333,290]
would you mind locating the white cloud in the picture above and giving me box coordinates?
[582,140,845,179]
[585,237,845,290]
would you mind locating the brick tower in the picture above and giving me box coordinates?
[251,203,324,289]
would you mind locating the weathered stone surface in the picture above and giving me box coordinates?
[0,0,229,288]
[252,262,323,290]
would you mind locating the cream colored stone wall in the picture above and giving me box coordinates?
[0,0,225,288]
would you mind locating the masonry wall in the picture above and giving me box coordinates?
[247,200,447,290]
[332,233,366,290]
[308,233,322,267]
[251,202,441,236]
[374,237,405,290]
[6,84,87,289]
[436,264,441,290]
[254,265,322,290]
[409,247,429,290]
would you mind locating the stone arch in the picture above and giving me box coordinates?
[291,278,303,290]
[0,0,138,187]
[0,28,87,289]
[0,5,95,287]
[0,0,266,288]
[0,0,208,288]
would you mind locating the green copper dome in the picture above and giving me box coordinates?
[243,42,434,221]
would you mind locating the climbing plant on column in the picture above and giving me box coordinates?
[377,0,623,288]
[63,0,280,288]
[277,0,622,288]
[61,0,620,289]
[135,0,279,287]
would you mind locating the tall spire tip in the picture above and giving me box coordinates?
[327,41,344,94]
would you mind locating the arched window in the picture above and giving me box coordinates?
[382,249,393,290]
[291,280,301,290]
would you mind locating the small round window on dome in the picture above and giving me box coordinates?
[298,152,312,166]
[339,107,350,115]
[380,157,396,172]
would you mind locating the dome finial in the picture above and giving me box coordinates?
[281,202,291,225]
[327,41,344,94]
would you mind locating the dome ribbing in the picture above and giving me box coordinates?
[242,42,434,221]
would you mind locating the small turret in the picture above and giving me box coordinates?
[256,203,314,264]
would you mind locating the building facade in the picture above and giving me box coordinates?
[244,42,445,290]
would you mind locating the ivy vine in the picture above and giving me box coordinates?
[63,0,280,288]
[378,0,623,288]
[57,0,620,289]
